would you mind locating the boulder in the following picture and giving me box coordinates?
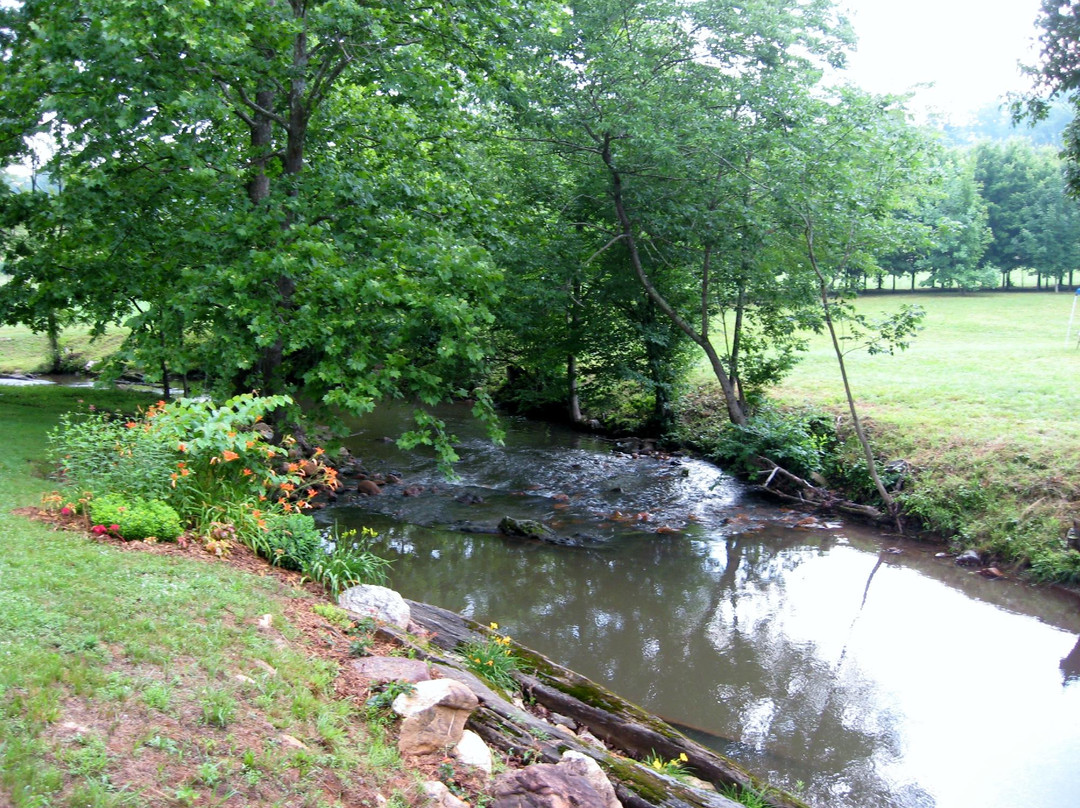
[491,760,620,808]
[955,549,982,567]
[393,679,479,756]
[338,585,411,630]
[351,656,432,685]
[357,479,382,496]
[499,517,555,540]
[557,751,621,808]
[453,729,494,775]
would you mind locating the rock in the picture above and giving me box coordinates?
[393,679,479,756]
[357,479,382,496]
[252,422,275,441]
[558,751,621,808]
[453,729,494,775]
[455,492,486,505]
[956,549,982,567]
[549,712,578,732]
[339,585,411,630]
[978,567,1005,579]
[491,761,619,808]
[498,516,555,540]
[351,656,432,685]
[279,733,308,750]
[403,485,425,497]
[423,781,470,808]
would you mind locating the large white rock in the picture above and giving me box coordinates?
[453,729,493,775]
[338,584,410,630]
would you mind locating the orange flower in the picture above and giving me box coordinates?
[243,468,254,476]
[279,482,296,492]
[227,431,236,438]
[222,450,240,462]
[125,421,137,429]
[246,440,256,449]
[313,447,325,456]
[177,442,187,452]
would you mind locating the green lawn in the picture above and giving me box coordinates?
[770,291,1080,449]
[0,386,410,807]
[694,290,1080,578]
[0,324,127,375]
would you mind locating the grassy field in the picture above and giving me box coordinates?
[0,386,417,807]
[0,324,127,375]
[694,290,1080,578]
[771,291,1080,447]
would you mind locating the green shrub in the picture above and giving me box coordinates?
[90,493,183,541]
[304,526,391,597]
[678,402,833,480]
[249,512,323,571]
[48,408,176,501]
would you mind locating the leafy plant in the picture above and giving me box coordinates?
[199,688,237,729]
[643,750,690,778]
[365,680,416,717]
[304,526,391,596]
[89,493,183,541]
[460,623,521,693]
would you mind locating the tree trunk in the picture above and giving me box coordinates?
[600,137,745,426]
[45,312,62,374]
[803,222,899,530]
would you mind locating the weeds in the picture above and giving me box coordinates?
[460,623,522,694]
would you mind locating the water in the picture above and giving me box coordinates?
[323,403,1080,808]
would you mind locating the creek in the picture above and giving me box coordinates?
[327,403,1077,807]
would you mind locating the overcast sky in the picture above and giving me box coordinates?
[838,0,1044,120]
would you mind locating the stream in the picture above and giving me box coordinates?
[323,404,1077,807]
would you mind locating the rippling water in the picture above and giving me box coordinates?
[323,403,1080,808]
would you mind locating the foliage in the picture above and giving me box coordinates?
[88,493,183,542]
[365,681,416,718]
[460,622,521,693]
[673,395,834,481]
[0,0,526,451]
[304,526,391,597]
[311,603,354,632]
[720,784,771,808]
[48,407,177,502]
[972,140,1080,286]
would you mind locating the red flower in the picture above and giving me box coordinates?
[60,506,73,516]
[91,525,107,535]
[109,524,121,533]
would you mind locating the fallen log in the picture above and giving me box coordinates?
[375,600,810,808]
[751,456,884,522]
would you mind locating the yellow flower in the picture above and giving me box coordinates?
[652,759,662,771]
[489,622,499,631]
[679,753,688,763]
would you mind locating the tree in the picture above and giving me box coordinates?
[0,0,527,450]
[915,150,994,291]
[500,0,856,427]
[1023,0,1080,193]
[974,140,1080,287]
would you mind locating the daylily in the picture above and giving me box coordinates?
[222,450,240,462]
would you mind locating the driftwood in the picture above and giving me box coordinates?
[376,600,810,808]
[751,456,884,522]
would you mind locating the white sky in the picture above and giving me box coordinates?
[838,0,1044,120]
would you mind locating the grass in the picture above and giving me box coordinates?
[0,385,412,807]
[0,324,127,375]
[694,290,1080,579]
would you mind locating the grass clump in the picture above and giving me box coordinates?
[460,622,522,693]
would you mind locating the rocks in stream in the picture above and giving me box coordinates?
[955,549,983,567]
[498,516,556,540]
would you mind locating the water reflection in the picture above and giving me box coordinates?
[326,404,1080,808]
